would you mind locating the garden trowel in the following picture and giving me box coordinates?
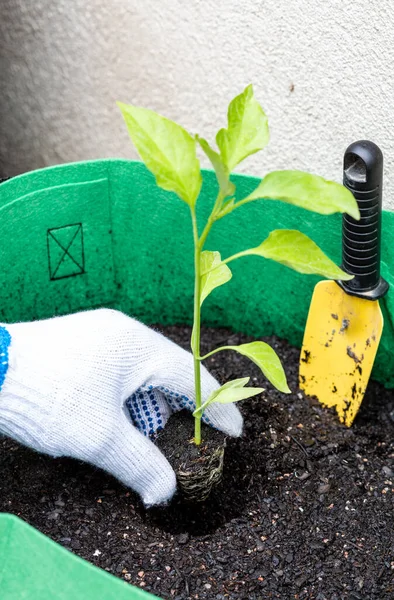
[299,140,389,426]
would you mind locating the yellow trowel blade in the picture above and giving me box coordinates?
[299,280,384,426]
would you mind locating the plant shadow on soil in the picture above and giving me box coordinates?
[1,325,394,599]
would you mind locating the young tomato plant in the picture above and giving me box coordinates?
[118,85,359,445]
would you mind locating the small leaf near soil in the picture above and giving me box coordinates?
[193,377,264,417]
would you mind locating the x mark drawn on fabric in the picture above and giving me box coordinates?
[47,224,85,280]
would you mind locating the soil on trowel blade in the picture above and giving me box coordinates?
[1,325,393,599]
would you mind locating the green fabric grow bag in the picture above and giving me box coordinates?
[0,514,155,599]
[0,158,393,598]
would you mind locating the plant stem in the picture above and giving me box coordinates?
[199,249,252,277]
[227,197,254,212]
[199,345,235,361]
[190,192,222,445]
[191,208,202,445]
[199,215,214,250]
[199,192,223,249]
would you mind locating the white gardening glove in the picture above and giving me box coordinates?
[0,309,242,506]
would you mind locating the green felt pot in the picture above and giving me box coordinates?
[1,158,394,386]
[0,514,155,600]
[1,158,394,599]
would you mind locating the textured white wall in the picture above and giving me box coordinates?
[1,0,394,208]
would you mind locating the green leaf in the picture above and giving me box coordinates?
[193,377,264,417]
[200,251,232,305]
[197,136,235,198]
[241,229,354,280]
[243,170,360,220]
[221,342,290,393]
[216,84,269,171]
[117,101,202,207]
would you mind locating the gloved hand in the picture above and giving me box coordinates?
[0,309,242,506]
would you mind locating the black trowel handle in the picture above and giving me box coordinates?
[340,140,389,300]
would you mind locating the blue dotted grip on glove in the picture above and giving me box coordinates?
[0,326,11,393]
[126,384,212,439]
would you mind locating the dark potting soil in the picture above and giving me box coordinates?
[1,325,394,599]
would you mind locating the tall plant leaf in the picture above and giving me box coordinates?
[197,136,235,198]
[243,170,360,220]
[216,84,269,171]
[214,342,290,393]
[118,102,202,207]
[236,229,354,280]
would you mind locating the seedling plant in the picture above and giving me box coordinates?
[118,85,359,446]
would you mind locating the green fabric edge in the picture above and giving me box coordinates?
[0,514,157,599]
